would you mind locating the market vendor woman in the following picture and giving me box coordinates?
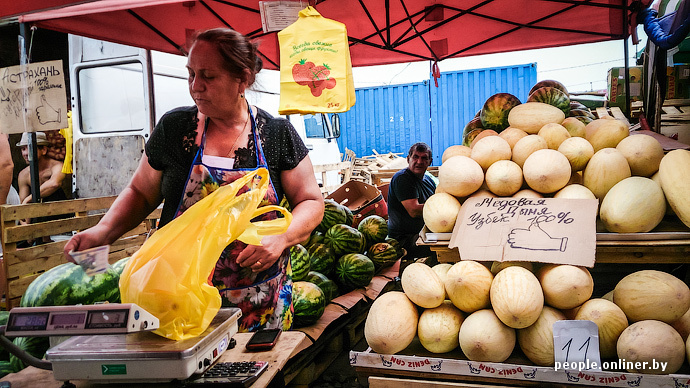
[64,28,324,332]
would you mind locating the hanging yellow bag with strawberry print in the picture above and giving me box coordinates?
[278,6,355,115]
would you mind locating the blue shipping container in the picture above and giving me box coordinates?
[339,63,537,165]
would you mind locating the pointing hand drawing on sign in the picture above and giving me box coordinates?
[36,94,61,125]
[507,217,568,252]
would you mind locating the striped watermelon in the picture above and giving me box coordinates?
[290,244,311,281]
[292,281,326,327]
[0,361,14,378]
[335,253,376,290]
[304,271,339,302]
[304,231,324,248]
[9,337,49,372]
[324,224,366,256]
[316,199,350,233]
[307,243,337,276]
[569,108,596,124]
[529,79,568,95]
[357,215,388,249]
[385,237,403,258]
[462,117,484,147]
[20,262,122,307]
[527,86,570,116]
[480,93,521,132]
[111,256,131,275]
[366,242,399,270]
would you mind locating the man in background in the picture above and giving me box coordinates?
[387,142,437,266]
[17,131,67,205]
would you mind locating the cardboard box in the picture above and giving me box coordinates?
[666,64,690,100]
[327,180,388,226]
[607,66,643,113]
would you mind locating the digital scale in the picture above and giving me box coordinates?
[2,304,241,383]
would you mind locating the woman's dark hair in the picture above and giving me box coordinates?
[191,28,263,86]
[407,142,432,159]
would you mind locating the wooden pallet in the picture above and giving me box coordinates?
[659,99,690,145]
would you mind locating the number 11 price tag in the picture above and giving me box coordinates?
[553,320,602,371]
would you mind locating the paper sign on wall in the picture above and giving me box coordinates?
[0,60,68,134]
[448,197,598,267]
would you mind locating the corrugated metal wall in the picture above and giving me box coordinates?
[339,63,537,165]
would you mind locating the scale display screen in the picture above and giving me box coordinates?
[86,309,128,329]
[8,312,50,331]
[51,313,86,326]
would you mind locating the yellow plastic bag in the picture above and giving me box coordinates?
[119,168,291,341]
[278,6,355,115]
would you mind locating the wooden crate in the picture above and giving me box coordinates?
[0,196,160,308]
[659,98,690,146]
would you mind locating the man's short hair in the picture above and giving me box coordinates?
[407,142,432,159]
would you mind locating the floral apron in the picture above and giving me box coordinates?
[174,108,293,332]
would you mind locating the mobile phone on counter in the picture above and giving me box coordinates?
[245,328,282,351]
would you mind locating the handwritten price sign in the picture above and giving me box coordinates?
[0,60,68,134]
[448,197,597,267]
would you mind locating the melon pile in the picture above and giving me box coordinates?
[429,78,690,235]
[364,261,690,375]
[290,199,404,327]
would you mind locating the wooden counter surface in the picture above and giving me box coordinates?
[0,331,310,388]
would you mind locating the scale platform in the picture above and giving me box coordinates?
[46,307,241,383]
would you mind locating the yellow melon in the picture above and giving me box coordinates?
[672,307,690,342]
[511,134,548,168]
[561,116,586,138]
[438,156,484,198]
[400,262,445,308]
[538,123,571,149]
[470,129,499,148]
[650,172,675,217]
[485,160,523,196]
[616,134,664,177]
[418,300,465,353]
[617,320,685,374]
[490,266,544,329]
[512,188,544,198]
[557,136,594,172]
[499,127,528,149]
[441,145,472,163]
[517,306,565,366]
[465,189,497,201]
[431,263,453,299]
[613,270,690,323]
[574,298,628,359]
[583,147,631,199]
[658,149,690,228]
[508,102,565,134]
[537,264,593,310]
[470,135,512,171]
[459,309,516,362]
[364,291,418,354]
[600,177,665,233]
[553,184,596,200]
[490,261,533,275]
[522,149,572,194]
[585,119,629,152]
[444,261,494,313]
[423,193,462,233]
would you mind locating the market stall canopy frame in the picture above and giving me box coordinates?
[7,0,651,70]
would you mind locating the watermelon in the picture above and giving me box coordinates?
[367,242,399,270]
[570,100,588,111]
[9,336,50,372]
[20,262,122,307]
[357,215,388,249]
[527,86,570,116]
[304,231,324,248]
[462,117,484,147]
[304,271,339,302]
[307,243,337,276]
[335,253,376,290]
[111,256,131,275]
[529,79,568,95]
[0,360,14,378]
[385,237,403,259]
[324,224,366,256]
[316,199,350,233]
[292,281,326,327]
[569,108,596,124]
[343,206,354,227]
[480,93,521,132]
[290,244,311,281]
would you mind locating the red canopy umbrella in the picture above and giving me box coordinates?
[13,0,649,70]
